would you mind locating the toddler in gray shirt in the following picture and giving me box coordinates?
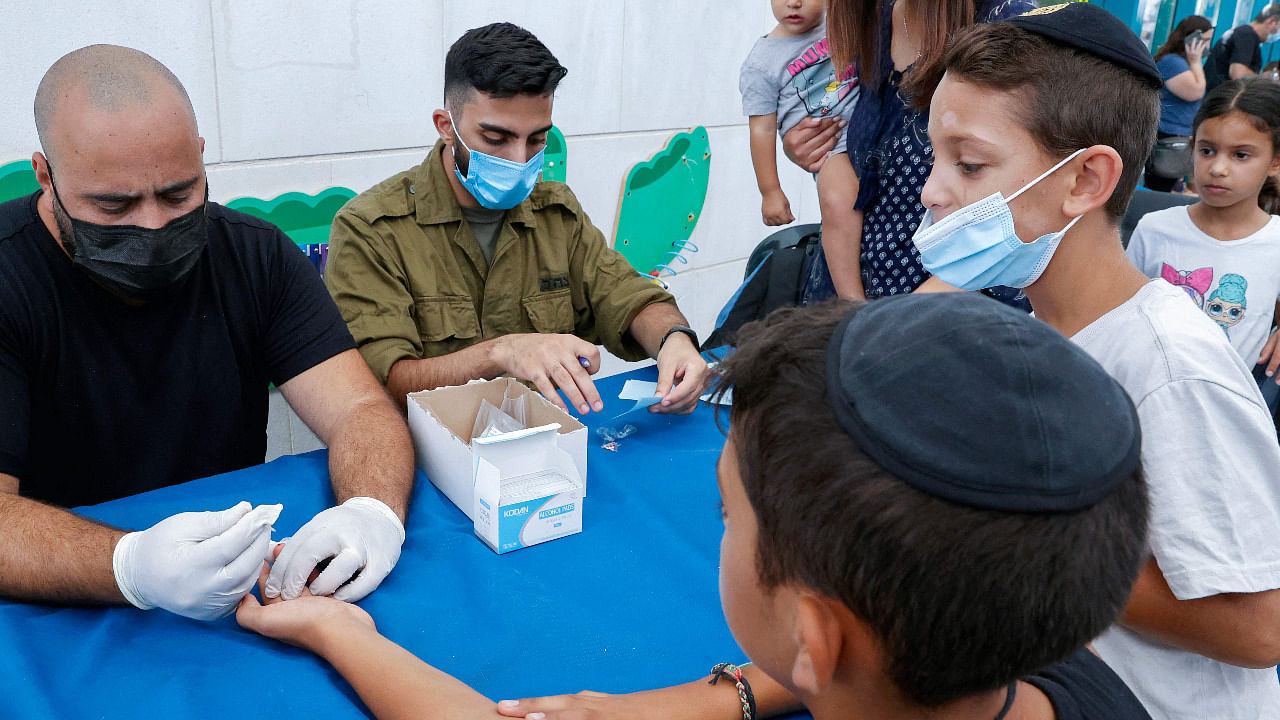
[740,0,864,298]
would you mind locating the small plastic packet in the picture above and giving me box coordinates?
[500,384,527,428]
[473,398,525,439]
[596,424,637,450]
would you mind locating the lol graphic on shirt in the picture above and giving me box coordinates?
[1161,263,1212,309]
[786,37,856,117]
[1162,264,1248,337]
[1206,274,1248,337]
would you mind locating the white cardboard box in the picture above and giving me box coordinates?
[407,378,587,553]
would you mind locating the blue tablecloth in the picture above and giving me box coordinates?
[1,368,805,719]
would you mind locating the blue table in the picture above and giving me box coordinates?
[1,368,804,719]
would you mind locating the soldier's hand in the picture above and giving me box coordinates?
[494,334,604,415]
[653,332,708,415]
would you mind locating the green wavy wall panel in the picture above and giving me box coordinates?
[611,127,711,275]
[226,187,356,247]
[226,187,356,277]
[0,160,39,204]
[542,126,567,183]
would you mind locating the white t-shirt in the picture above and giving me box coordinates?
[1126,206,1280,364]
[1074,280,1280,720]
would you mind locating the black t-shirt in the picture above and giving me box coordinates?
[1027,648,1152,720]
[0,193,355,506]
[1206,24,1262,89]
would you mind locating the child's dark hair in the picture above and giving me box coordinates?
[907,22,1159,222]
[1194,78,1280,214]
[443,23,567,112]
[716,301,1149,708]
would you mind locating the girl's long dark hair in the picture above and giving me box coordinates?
[827,0,977,90]
[1153,15,1213,62]
[1194,78,1280,213]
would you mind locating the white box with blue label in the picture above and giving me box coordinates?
[406,378,587,553]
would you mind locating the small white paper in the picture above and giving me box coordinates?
[619,379,659,401]
[619,378,731,406]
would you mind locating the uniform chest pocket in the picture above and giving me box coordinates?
[521,288,575,334]
[412,296,481,342]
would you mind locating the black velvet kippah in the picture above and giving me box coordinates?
[824,294,1141,512]
[1006,3,1163,90]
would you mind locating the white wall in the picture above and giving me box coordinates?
[1,1,821,376]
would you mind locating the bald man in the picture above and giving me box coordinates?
[0,45,415,620]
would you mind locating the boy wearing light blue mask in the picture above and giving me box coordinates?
[326,23,710,417]
[906,6,1280,719]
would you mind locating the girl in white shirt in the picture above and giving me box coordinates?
[1128,78,1280,384]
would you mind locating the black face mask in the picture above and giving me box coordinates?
[49,173,209,301]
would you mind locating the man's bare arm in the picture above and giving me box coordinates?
[1229,62,1257,79]
[385,339,508,410]
[0,473,127,604]
[387,332,607,415]
[626,302,694,358]
[279,349,415,521]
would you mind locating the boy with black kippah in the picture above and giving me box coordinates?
[713,296,1152,719]
[907,4,1280,718]
[499,294,1152,720]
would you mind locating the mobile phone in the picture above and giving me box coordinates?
[1186,30,1204,44]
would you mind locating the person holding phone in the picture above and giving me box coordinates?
[1146,15,1214,192]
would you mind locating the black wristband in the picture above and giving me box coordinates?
[659,325,698,351]
[709,662,756,720]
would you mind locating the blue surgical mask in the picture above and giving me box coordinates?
[910,149,1086,291]
[449,112,545,210]
[1269,30,1280,43]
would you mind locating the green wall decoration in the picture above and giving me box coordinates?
[611,126,711,277]
[542,126,567,183]
[226,186,356,246]
[0,160,39,204]
[226,186,356,276]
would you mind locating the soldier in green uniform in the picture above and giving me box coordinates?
[326,22,709,416]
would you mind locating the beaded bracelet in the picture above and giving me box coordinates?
[709,661,757,720]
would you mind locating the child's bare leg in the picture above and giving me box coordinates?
[817,152,864,300]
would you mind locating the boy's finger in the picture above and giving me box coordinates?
[496,697,573,717]
[1261,333,1279,365]
[234,591,263,630]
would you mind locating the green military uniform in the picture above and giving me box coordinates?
[326,141,675,383]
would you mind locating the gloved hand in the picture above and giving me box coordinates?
[265,497,405,603]
[112,501,282,621]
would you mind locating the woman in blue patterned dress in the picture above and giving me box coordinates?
[790,0,1036,308]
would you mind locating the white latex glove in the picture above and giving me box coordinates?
[112,501,282,621]
[264,497,405,603]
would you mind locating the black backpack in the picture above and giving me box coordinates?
[702,226,821,351]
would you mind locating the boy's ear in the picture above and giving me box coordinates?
[1062,145,1123,220]
[789,592,847,696]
